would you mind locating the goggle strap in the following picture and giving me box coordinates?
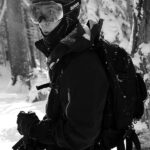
[63,0,80,15]
[31,1,54,5]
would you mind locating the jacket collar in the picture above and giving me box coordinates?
[47,23,91,64]
[35,20,103,65]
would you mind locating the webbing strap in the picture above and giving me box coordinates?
[126,130,141,150]
[126,138,133,150]
[117,140,125,150]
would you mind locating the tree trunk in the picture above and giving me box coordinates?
[131,13,138,56]
[131,0,144,56]
[132,0,150,129]
[23,8,36,68]
[6,0,31,86]
[142,0,150,130]
[0,0,7,25]
[126,0,134,28]
[143,0,150,43]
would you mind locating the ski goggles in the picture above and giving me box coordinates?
[27,0,80,24]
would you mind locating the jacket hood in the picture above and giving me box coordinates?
[35,19,103,64]
[47,23,90,64]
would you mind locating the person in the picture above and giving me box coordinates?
[17,0,109,150]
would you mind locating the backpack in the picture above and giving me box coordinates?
[93,39,147,150]
[36,36,147,150]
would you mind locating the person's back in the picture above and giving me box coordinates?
[16,1,109,150]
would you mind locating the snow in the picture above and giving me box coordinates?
[132,42,150,70]
[86,0,99,22]
[102,18,121,42]
[139,42,150,56]
[134,121,150,149]
[144,73,149,82]
[134,121,148,133]
[0,95,46,149]
[0,64,46,149]
[27,67,49,102]
[133,0,140,16]
[132,52,141,68]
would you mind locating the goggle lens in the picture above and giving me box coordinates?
[29,1,63,24]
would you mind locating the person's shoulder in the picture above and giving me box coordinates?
[67,50,104,73]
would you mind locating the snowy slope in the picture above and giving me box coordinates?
[0,94,46,149]
[0,64,46,149]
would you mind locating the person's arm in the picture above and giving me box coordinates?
[27,52,109,149]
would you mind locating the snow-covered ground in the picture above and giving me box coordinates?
[0,94,46,149]
[0,64,46,149]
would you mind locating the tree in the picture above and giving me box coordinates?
[22,7,36,68]
[0,0,7,25]
[6,0,31,86]
[141,0,150,128]
[131,0,144,55]
[130,0,150,128]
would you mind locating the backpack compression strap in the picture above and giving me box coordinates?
[126,129,141,150]
[87,19,104,45]
[115,129,141,150]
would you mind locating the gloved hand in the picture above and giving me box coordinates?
[17,111,40,137]
[12,137,46,150]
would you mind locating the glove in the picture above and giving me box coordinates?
[22,137,46,150]
[17,111,40,137]
[12,137,46,150]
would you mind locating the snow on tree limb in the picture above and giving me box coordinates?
[0,0,7,25]
[139,42,150,56]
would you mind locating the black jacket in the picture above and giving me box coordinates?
[30,23,109,150]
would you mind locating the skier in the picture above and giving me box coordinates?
[16,0,109,150]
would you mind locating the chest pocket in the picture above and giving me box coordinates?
[47,52,82,121]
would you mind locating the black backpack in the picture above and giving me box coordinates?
[93,39,147,150]
[36,37,147,150]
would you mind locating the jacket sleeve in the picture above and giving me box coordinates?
[52,51,109,150]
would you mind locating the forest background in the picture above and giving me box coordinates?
[0,0,150,149]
